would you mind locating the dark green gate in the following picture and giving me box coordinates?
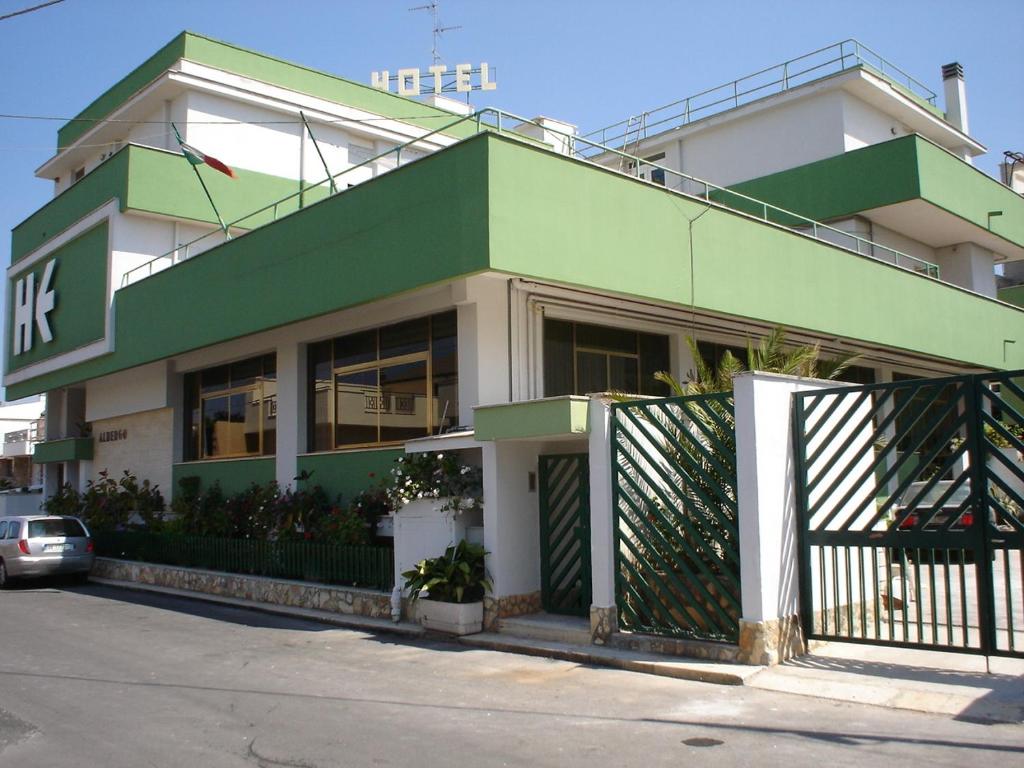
[794,370,1024,657]
[610,393,741,643]
[538,453,591,616]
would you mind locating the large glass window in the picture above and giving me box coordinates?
[184,354,276,460]
[543,319,669,397]
[309,311,458,451]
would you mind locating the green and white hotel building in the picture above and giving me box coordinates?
[7,34,1023,652]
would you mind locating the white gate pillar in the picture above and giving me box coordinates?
[587,395,617,644]
[734,371,839,664]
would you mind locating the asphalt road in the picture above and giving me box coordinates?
[0,581,1021,767]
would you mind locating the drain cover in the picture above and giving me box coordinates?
[682,737,724,748]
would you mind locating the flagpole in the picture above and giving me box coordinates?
[171,123,231,240]
[300,111,338,195]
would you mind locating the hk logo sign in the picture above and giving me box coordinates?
[12,259,56,356]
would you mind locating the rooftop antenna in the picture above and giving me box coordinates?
[409,1,461,65]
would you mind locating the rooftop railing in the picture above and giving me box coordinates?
[121,106,939,287]
[581,40,939,152]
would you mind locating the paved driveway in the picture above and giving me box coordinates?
[0,582,1021,767]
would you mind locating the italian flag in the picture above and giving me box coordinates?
[180,142,236,179]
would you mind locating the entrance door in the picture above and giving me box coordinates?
[538,453,592,616]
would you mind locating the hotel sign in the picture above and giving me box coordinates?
[370,63,497,96]
[12,258,56,355]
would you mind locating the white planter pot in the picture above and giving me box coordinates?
[416,598,484,635]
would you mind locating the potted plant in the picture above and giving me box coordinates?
[402,540,492,635]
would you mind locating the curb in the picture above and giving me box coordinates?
[89,576,425,638]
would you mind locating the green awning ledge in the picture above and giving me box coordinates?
[33,437,94,464]
[474,397,590,441]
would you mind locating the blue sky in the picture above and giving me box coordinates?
[0,0,1020,273]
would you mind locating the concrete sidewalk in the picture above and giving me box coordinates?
[91,576,1024,724]
[749,642,1024,724]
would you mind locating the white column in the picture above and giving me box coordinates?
[734,372,839,623]
[274,342,307,490]
[481,440,541,600]
[588,395,615,608]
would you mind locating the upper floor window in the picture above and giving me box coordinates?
[308,311,458,451]
[184,354,277,460]
[544,319,669,397]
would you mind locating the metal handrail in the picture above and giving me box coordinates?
[582,39,938,149]
[121,106,939,287]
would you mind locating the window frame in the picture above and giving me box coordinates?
[185,355,277,461]
[310,311,457,452]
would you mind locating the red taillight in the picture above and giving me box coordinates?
[960,512,974,527]
[18,539,30,555]
[898,514,917,530]
[86,539,94,553]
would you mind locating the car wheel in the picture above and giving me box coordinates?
[0,560,8,589]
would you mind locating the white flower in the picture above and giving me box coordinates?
[436,453,444,459]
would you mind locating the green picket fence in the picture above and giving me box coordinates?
[94,531,394,591]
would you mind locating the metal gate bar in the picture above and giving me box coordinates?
[794,370,1024,658]
[611,393,740,643]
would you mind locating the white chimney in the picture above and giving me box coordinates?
[942,62,969,134]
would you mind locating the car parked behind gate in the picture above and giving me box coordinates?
[0,516,95,587]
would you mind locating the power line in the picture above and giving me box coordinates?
[0,0,65,22]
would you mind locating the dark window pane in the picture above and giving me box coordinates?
[336,370,379,446]
[639,332,670,396]
[543,319,574,396]
[380,317,429,359]
[261,353,276,380]
[433,372,459,433]
[431,310,457,343]
[577,351,608,394]
[183,372,200,460]
[202,396,230,457]
[262,381,277,455]
[335,329,377,369]
[236,391,260,454]
[200,365,229,395]
[576,323,637,354]
[431,311,458,377]
[309,342,332,451]
[230,358,260,389]
[28,518,86,538]
[380,361,429,443]
[609,355,639,394]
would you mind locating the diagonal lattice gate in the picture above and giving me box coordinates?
[794,370,1024,657]
[610,393,741,643]
[538,454,592,616]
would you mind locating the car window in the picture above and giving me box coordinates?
[28,518,86,538]
[0,521,7,539]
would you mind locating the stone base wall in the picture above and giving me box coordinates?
[736,615,805,665]
[590,605,616,645]
[482,591,543,630]
[608,630,741,663]
[93,558,391,619]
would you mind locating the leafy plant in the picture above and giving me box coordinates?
[44,470,166,531]
[402,540,492,604]
[388,452,482,512]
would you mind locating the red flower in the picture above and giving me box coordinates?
[368,472,375,478]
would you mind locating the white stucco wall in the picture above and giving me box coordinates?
[85,361,170,422]
[654,89,847,188]
[90,407,174,498]
[482,439,542,598]
[841,91,912,151]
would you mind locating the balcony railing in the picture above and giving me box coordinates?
[120,106,939,288]
[581,39,939,151]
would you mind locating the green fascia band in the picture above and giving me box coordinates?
[8,134,1024,400]
[723,135,1024,250]
[474,397,591,441]
[33,437,94,464]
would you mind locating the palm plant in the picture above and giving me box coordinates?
[656,327,858,396]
